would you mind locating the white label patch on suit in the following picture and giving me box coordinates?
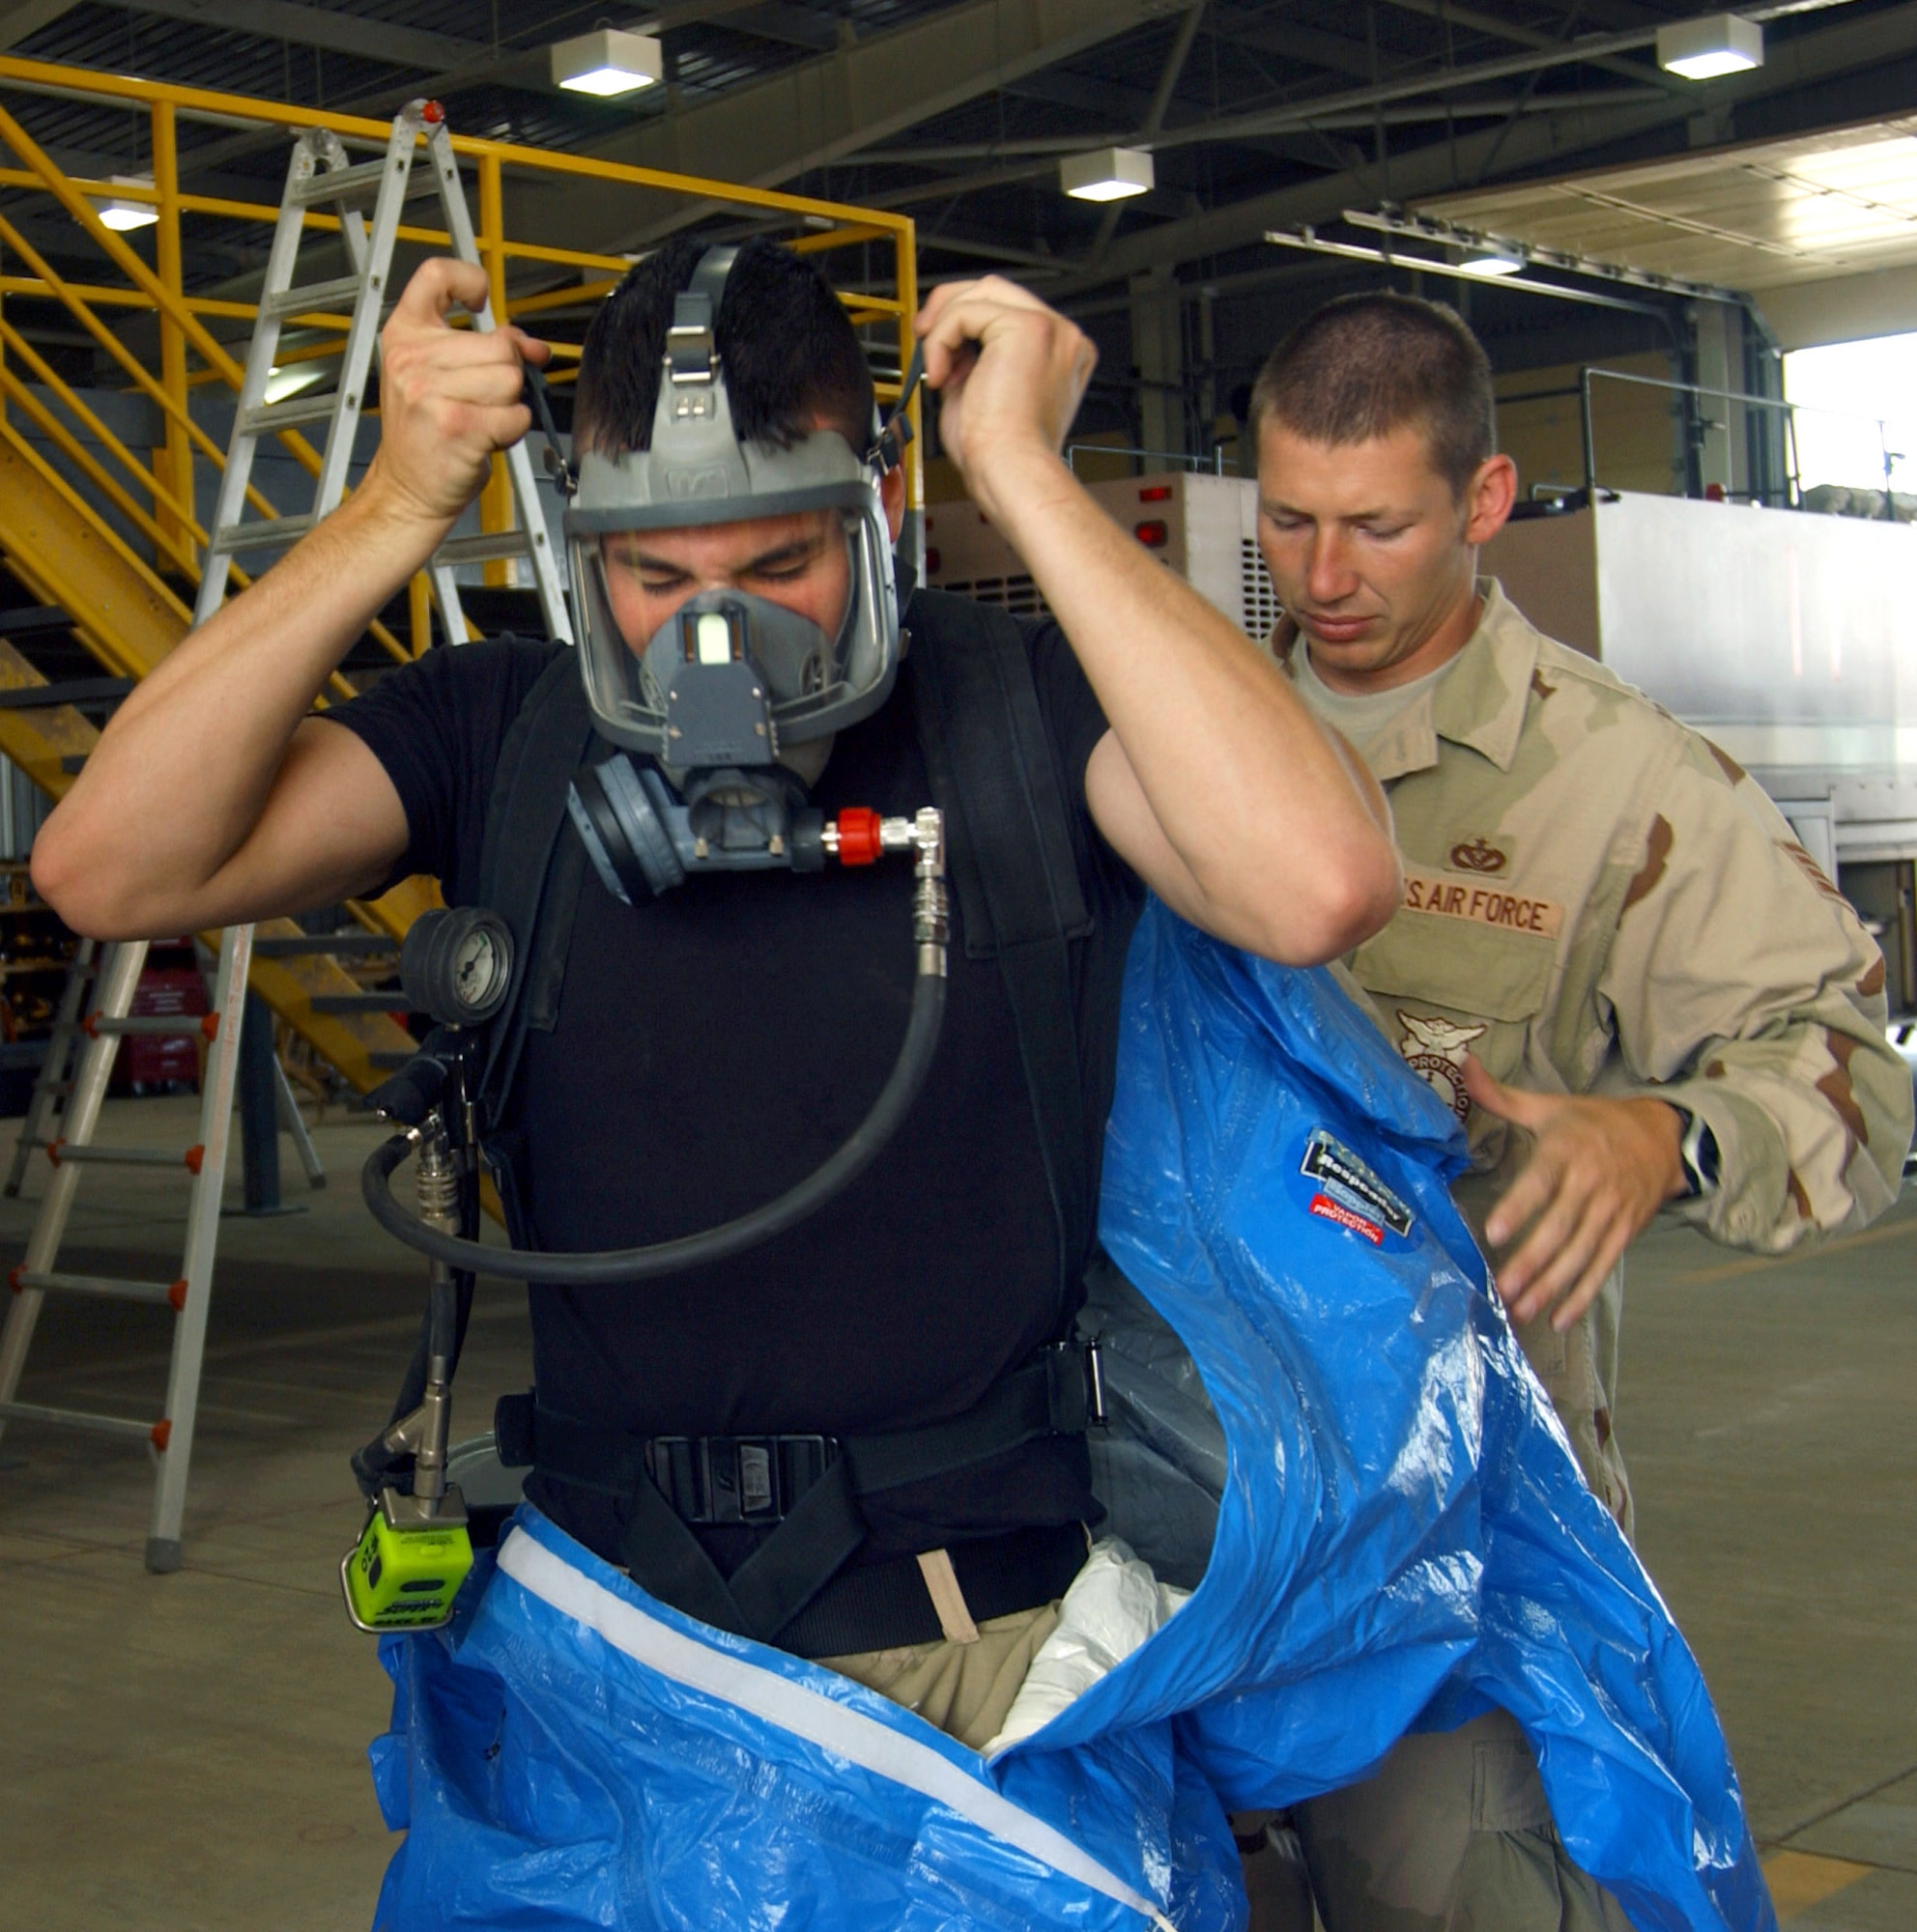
[1300,1128,1414,1241]
[1397,1011,1486,1122]
[1402,867,1563,938]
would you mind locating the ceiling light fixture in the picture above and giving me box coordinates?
[1060,147,1155,203]
[1655,12,1763,81]
[550,26,664,98]
[98,175,157,232]
[1458,250,1524,277]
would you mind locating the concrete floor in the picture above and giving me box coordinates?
[0,1091,1911,1929]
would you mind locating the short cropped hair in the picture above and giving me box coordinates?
[573,236,873,456]
[1249,293,1496,498]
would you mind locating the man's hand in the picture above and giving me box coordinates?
[362,258,549,531]
[915,276,1095,524]
[1461,1056,1687,1332]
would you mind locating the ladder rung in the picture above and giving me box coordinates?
[307,993,415,1014]
[434,530,534,568]
[210,514,317,555]
[261,274,366,320]
[11,1267,186,1309]
[289,158,389,207]
[86,1012,216,1040]
[239,393,341,436]
[0,1399,166,1446]
[49,1142,205,1173]
[252,931,397,958]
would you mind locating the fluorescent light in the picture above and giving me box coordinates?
[1459,250,1524,277]
[551,27,663,97]
[1656,12,1762,80]
[1060,147,1155,203]
[98,174,157,231]
[264,364,329,407]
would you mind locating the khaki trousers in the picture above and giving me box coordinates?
[1240,1710,1635,1932]
[820,1601,1063,1753]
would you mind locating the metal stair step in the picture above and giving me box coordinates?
[434,529,535,567]
[0,1398,164,1445]
[261,274,367,320]
[238,393,342,436]
[48,1142,205,1172]
[85,1012,217,1040]
[11,1267,186,1309]
[288,158,389,207]
[209,514,317,555]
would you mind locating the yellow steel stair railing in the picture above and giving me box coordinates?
[0,52,916,1095]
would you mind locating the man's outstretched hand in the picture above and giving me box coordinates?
[1461,1056,1688,1333]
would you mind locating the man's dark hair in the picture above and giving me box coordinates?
[1249,292,1496,498]
[573,236,873,456]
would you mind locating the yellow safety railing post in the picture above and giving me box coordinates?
[409,572,432,656]
[896,228,921,520]
[476,150,511,591]
[150,100,195,583]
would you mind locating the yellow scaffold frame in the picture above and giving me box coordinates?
[0,54,918,1094]
[0,52,920,668]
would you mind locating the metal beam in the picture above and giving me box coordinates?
[114,0,486,73]
[1374,0,1692,98]
[509,0,1177,252]
[853,89,1664,162]
[1233,15,1397,84]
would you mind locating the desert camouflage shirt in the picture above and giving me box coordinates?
[1281,581,1912,1529]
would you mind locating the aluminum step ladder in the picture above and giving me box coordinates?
[0,928,251,1572]
[193,97,571,647]
[3,934,98,1197]
[4,939,326,1199]
[7,943,327,1198]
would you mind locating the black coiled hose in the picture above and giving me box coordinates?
[360,973,947,1284]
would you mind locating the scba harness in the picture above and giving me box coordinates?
[362,589,1127,1656]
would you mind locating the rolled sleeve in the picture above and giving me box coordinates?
[1595,742,1911,1251]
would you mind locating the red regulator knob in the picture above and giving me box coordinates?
[835,808,883,867]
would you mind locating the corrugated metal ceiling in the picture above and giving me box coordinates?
[1419,119,1917,290]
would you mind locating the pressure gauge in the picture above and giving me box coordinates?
[399,907,514,1029]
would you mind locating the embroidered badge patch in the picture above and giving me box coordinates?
[1448,836,1507,873]
[1397,1010,1487,1122]
[1300,1128,1414,1244]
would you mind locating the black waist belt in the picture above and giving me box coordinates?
[496,1343,1102,1655]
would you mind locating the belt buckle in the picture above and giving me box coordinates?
[644,1432,840,1525]
[708,1437,779,1524]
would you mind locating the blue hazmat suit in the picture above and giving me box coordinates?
[366,898,1775,1932]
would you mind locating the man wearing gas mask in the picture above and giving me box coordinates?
[35,241,1400,1748]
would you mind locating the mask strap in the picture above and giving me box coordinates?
[868,340,925,474]
[523,362,575,498]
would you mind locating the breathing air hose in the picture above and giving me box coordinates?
[360,806,950,1286]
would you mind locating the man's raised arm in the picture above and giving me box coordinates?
[32,259,541,939]
[917,275,1401,967]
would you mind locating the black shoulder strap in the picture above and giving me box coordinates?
[475,649,597,1129]
[905,587,1095,1297]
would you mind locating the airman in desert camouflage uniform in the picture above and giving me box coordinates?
[1235,291,1912,1932]
[1282,579,1909,1533]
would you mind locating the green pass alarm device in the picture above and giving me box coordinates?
[342,1493,474,1633]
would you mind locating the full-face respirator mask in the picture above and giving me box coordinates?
[559,244,910,902]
